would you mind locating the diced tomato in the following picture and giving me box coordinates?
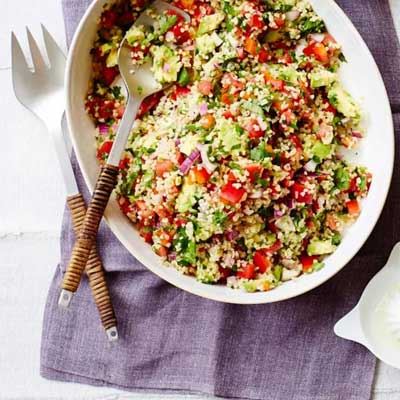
[220,182,246,205]
[192,166,211,184]
[139,227,153,244]
[137,92,163,118]
[245,119,265,139]
[98,100,116,120]
[130,45,149,63]
[101,9,117,29]
[244,37,258,56]
[174,217,187,227]
[135,200,156,226]
[253,251,272,273]
[263,240,282,254]
[219,267,232,281]
[237,47,246,60]
[175,0,195,9]
[119,157,130,170]
[131,0,147,7]
[221,92,234,105]
[245,164,263,183]
[348,177,358,193]
[303,42,329,63]
[155,229,173,246]
[300,255,318,272]
[166,9,184,21]
[192,1,214,19]
[156,246,168,257]
[237,263,256,279]
[280,50,293,65]
[227,170,237,182]
[268,220,277,233]
[97,141,113,159]
[346,200,360,215]
[223,110,235,120]
[117,11,135,28]
[306,218,315,229]
[155,206,172,220]
[258,47,270,63]
[172,85,191,100]
[313,43,329,63]
[274,15,286,28]
[198,80,213,96]
[249,14,265,30]
[264,73,285,91]
[222,73,245,92]
[323,99,337,114]
[116,105,125,119]
[170,23,191,44]
[119,197,133,215]
[289,135,302,150]
[92,47,106,62]
[291,182,313,204]
[101,66,119,86]
[281,109,296,126]
[155,159,174,177]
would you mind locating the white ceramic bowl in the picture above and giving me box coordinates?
[66,0,394,304]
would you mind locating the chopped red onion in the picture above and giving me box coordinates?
[179,149,200,174]
[168,252,177,261]
[163,63,171,72]
[274,209,285,218]
[352,131,363,138]
[199,102,208,116]
[286,10,300,21]
[225,229,239,241]
[175,138,181,146]
[98,124,109,135]
[285,198,295,209]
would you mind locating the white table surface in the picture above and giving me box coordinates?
[1,1,400,399]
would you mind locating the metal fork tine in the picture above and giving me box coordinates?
[11,32,30,75]
[41,24,66,70]
[26,27,47,72]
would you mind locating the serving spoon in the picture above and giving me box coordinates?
[59,0,190,307]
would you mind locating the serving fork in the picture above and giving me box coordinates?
[11,26,118,341]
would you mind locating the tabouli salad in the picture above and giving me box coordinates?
[86,0,371,292]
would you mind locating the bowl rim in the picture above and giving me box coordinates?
[65,0,394,304]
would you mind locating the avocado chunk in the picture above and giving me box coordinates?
[311,141,333,160]
[307,239,336,256]
[328,83,361,121]
[196,32,222,56]
[126,25,145,45]
[175,183,198,213]
[151,45,182,83]
[217,119,243,154]
[310,69,337,88]
[106,49,118,67]
[197,12,224,36]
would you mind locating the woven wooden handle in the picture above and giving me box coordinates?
[62,164,119,294]
[66,193,117,332]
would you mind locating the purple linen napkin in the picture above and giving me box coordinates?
[40,1,400,399]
